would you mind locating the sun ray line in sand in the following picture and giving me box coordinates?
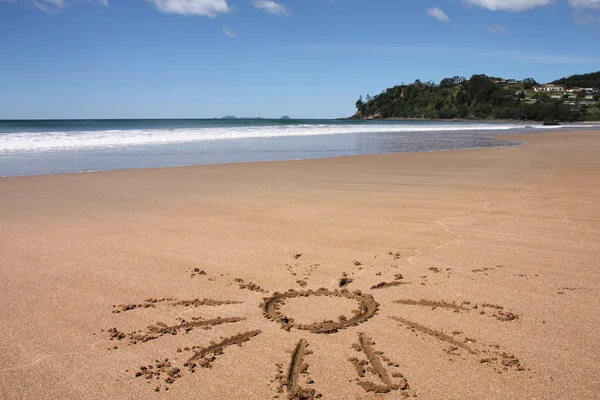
[108,317,246,344]
[393,299,468,312]
[132,330,263,391]
[389,316,477,355]
[185,330,262,370]
[388,316,526,372]
[112,298,242,313]
[370,281,410,290]
[350,333,409,394]
[277,339,321,399]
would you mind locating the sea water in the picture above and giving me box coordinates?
[0,119,595,177]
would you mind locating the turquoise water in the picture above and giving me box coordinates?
[0,119,594,177]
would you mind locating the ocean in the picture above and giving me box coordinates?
[0,119,595,177]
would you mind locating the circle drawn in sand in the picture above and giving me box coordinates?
[261,288,379,334]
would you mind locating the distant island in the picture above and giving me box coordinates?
[350,71,600,122]
[218,116,292,120]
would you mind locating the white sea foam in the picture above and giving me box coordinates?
[0,122,569,152]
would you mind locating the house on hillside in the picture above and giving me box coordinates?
[534,84,565,92]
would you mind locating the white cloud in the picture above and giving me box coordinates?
[569,0,600,8]
[463,0,553,11]
[487,24,509,33]
[426,7,451,22]
[150,0,230,17]
[252,0,289,16]
[222,25,235,37]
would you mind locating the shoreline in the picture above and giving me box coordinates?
[2,122,598,179]
[0,135,527,179]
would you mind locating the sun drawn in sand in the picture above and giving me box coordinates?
[106,251,525,397]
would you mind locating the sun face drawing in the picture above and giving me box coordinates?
[105,252,525,398]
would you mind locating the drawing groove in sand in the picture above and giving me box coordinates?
[393,299,467,312]
[105,253,527,394]
[185,330,262,370]
[350,333,409,394]
[275,339,321,399]
[108,317,245,344]
[234,278,268,293]
[389,297,525,372]
[389,314,526,372]
[261,289,379,334]
[107,295,262,391]
[112,297,241,313]
[133,330,262,391]
[394,298,520,321]
[370,281,409,290]
[389,316,477,355]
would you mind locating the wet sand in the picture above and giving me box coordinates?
[0,130,598,399]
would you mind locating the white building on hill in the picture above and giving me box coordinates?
[534,84,565,92]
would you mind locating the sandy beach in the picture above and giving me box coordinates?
[0,130,598,399]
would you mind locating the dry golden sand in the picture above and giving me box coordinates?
[0,130,599,399]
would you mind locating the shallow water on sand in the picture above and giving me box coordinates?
[0,119,595,177]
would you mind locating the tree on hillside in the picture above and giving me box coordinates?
[552,71,600,88]
[351,72,597,122]
[439,76,466,88]
[523,77,538,89]
[355,95,364,109]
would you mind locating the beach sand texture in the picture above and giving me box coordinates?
[0,130,598,399]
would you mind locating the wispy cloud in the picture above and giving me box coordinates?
[150,0,231,17]
[569,0,600,25]
[30,0,107,13]
[252,0,289,16]
[487,24,509,33]
[573,11,597,22]
[33,0,66,14]
[569,0,600,8]
[286,43,600,64]
[222,25,236,38]
[462,0,553,11]
[426,7,451,22]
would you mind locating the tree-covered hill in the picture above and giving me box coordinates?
[551,71,600,89]
[352,73,600,122]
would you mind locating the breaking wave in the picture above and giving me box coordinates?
[0,122,566,152]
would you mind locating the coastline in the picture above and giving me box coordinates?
[0,119,546,178]
[0,130,599,399]
[340,116,600,124]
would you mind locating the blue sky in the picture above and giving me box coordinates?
[1,0,599,119]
